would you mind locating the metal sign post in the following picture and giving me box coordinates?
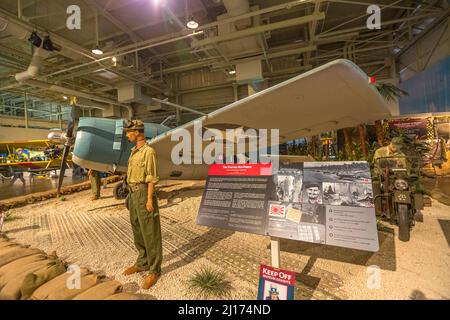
[270,236,281,268]
[0,211,5,233]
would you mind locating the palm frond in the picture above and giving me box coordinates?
[375,83,408,102]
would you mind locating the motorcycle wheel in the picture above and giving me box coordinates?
[398,204,410,242]
[113,182,129,200]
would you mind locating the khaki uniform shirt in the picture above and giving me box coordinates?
[126,143,159,185]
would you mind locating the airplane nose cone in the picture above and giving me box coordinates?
[48,131,66,145]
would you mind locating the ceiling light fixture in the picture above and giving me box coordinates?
[228,70,236,75]
[92,46,104,55]
[187,16,199,30]
[92,10,103,56]
[185,1,198,30]
[63,96,68,100]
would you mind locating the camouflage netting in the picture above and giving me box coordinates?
[0,235,147,300]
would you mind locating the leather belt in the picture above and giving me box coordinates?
[128,184,147,193]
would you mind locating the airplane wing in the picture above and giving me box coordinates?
[0,160,72,171]
[0,140,51,152]
[148,59,392,161]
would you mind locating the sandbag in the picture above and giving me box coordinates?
[104,292,145,300]
[0,254,47,277]
[0,260,55,300]
[21,260,66,300]
[0,259,52,289]
[0,246,42,267]
[31,268,90,300]
[72,280,122,300]
[45,274,100,300]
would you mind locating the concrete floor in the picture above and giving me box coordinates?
[2,181,450,300]
[0,170,87,201]
[423,176,450,196]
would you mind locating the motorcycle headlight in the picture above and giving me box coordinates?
[394,179,408,191]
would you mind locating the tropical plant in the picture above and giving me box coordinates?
[188,266,232,299]
[3,211,19,222]
[375,83,408,102]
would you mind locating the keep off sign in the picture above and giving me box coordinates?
[257,265,296,300]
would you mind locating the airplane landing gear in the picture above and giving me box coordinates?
[113,181,129,200]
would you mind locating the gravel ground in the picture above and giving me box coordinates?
[2,181,450,300]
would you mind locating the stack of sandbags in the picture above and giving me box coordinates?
[72,280,123,300]
[31,268,100,300]
[0,256,66,300]
[0,241,43,268]
[0,236,146,300]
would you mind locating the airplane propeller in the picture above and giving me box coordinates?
[56,98,77,197]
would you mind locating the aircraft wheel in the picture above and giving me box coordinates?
[113,182,129,200]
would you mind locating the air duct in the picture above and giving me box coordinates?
[223,0,250,16]
[15,47,49,82]
[20,79,134,118]
[117,83,164,111]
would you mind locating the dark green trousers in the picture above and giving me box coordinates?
[129,187,162,275]
[90,171,101,198]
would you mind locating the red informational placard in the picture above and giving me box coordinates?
[388,118,428,139]
[208,163,273,176]
[259,265,296,286]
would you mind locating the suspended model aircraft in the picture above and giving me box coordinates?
[50,59,392,198]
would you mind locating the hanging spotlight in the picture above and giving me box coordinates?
[186,16,199,30]
[92,10,104,56]
[42,35,60,52]
[228,70,236,75]
[91,46,104,55]
[63,96,68,100]
[28,31,42,48]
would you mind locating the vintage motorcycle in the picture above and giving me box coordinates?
[372,155,424,242]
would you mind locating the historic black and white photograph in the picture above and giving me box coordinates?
[275,169,303,203]
[304,161,371,183]
[300,203,326,225]
[323,182,374,207]
[300,182,323,204]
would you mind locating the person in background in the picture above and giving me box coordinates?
[373,137,406,176]
[99,171,108,189]
[88,169,101,200]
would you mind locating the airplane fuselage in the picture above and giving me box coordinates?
[72,117,169,173]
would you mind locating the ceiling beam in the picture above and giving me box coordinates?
[192,12,326,47]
